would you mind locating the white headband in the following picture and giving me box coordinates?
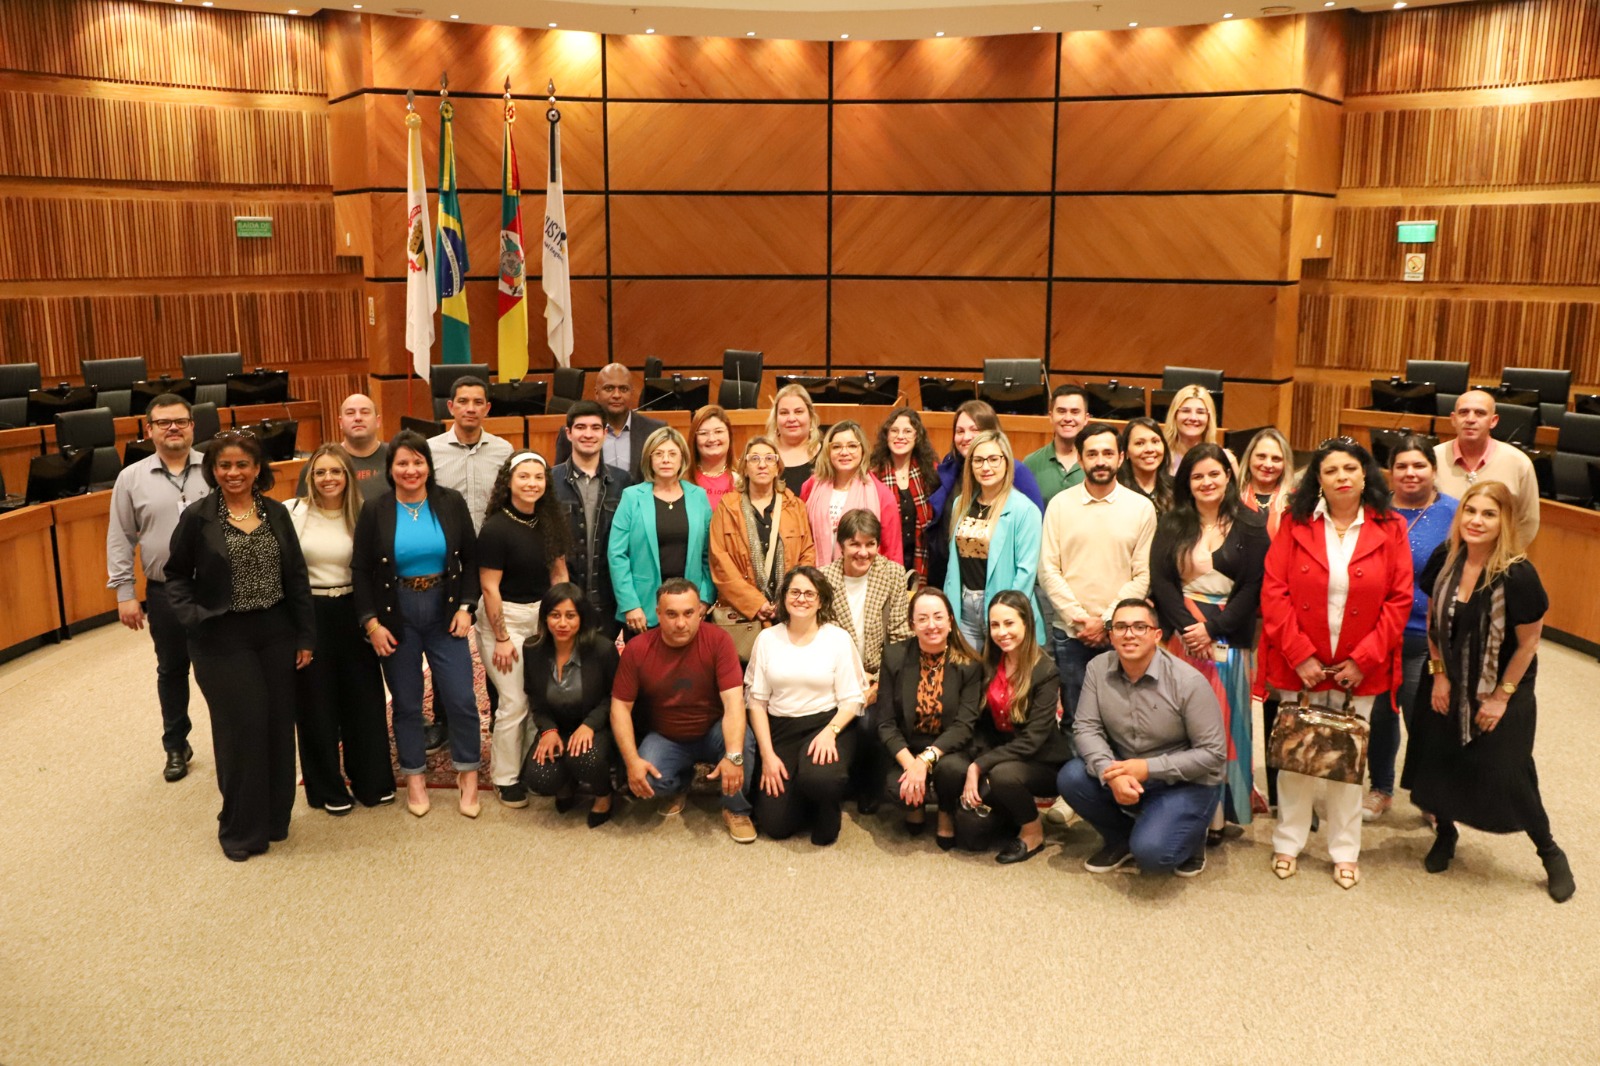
[507,451,547,470]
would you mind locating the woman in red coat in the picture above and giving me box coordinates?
[1260,439,1412,889]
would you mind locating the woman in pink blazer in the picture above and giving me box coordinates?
[1260,439,1412,889]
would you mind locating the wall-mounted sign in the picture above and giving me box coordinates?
[234,216,273,238]
[1396,220,1437,243]
[1403,252,1426,282]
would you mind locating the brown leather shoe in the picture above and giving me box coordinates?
[723,810,756,844]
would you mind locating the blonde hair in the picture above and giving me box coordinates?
[638,426,691,486]
[1163,384,1222,450]
[766,383,820,453]
[688,404,741,491]
[810,421,870,486]
[1442,480,1527,583]
[738,435,786,497]
[295,443,362,535]
[952,429,1014,535]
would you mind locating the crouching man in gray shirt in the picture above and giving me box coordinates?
[1056,598,1225,877]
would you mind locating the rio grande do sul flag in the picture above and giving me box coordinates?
[496,98,529,381]
[403,106,435,379]
[434,99,471,364]
[542,110,573,369]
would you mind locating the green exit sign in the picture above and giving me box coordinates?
[234,216,273,239]
[1396,219,1437,243]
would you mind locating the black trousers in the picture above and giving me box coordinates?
[144,581,193,753]
[880,740,960,813]
[933,753,1062,829]
[756,711,858,845]
[188,604,299,856]
[296,594,393,808]
[522,724,614,798]
[1261,695,1281,809]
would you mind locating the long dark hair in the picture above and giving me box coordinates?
[1116,416,1174,513]
[1163,443,1242,572]
[1288,439,1393,522]
[983,589,1045,727]
[385,429,437,492]
[530,581,605,654]
[485,453,572,562]
[774,564,837,627]
[869,406,939,489]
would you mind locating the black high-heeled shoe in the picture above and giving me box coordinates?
[555,794,577,814]
[905,819,928,837]
[1425,827,1458,873]
[936,835,956,852]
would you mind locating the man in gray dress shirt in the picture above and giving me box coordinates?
[427,375,513,532]
[107,393,213,782]
[1056,598,1225,877]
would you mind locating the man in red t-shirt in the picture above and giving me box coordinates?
[611,579,757,842]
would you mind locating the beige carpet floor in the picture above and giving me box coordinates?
[1,623,1598,1064]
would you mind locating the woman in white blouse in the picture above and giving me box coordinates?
[287,444,394,814]
[746,565,867,845]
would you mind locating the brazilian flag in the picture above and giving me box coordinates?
[435,101,471,363]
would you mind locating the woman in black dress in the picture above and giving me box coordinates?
[1403,481,1575,902]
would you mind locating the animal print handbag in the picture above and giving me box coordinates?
[1267,688,1370,785]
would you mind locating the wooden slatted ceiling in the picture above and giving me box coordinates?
[1347,0,1600,95]
[1329,203,1600,286]
[1342,98,1600,188]
[0,0,324,94]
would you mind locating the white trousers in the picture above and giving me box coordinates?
[1271,690,1375,864]
[476,598,541,786]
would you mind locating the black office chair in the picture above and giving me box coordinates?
[1368,377,1438,415]
[1083,380,1147,421]
[642,374,711,412]
[240,419,299,463]
[130,376,196,410]
[918,376,978,413]
[643,356,664,380]
[543,367,585,415]
[191,402,221,445]
[122,437,157,470]
[1502,367,1572,430]
[25,446,93,504]
[1159,366,1225,423]
[978,359,1048,415]
[0,362,40,429]
[1406,359,1470,416]
[1489,403,1538,446]
[81,357,148,419]
[54,407,121,490]
[775,375,839,405]
[1550,412,1600,506]
[430,363,491,420]
[720,349,763,410]
[181,352,243,408]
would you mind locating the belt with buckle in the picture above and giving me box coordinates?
[311,585,353,597]
[398,573,444,591]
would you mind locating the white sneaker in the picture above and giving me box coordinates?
[1043,796,1079,828]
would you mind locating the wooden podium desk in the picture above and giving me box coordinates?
[1339,409,1559,451]
[0,504,61,650]
[0,426,45,495]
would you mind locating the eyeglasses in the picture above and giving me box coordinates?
[969,454,1008,468]
[745,454,779,466]
[1109,621,1154,635]
[786,589,819,602]
[1319,436,1357,449]
[149,418,193,430]
[829,441,862,452]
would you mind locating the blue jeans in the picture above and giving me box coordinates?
[958,588,986,651]
[1056,758,1221,873]
[1368,630,1430,794]
[637,721,755,814]
[382,585,481,775]
[1052,630,1104,726]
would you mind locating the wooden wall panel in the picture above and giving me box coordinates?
[1330,203,1600,286]
[362,191,607,279]
[0,508,59,648]
[831,280,1046,365]
[1297,10,1349,103]
[611,280,826,365]
[356,95,606,194]
[834,36,1056,99]
[1057,96,1295,191]
[1293,96,1344,194]
[1341,99,1600,188]
[1296,291,1600,382]
[1290,376,1364,450]
[1053,195,1289,281]
[321,11,371,103]
[0,197,344,282]
[0,91,330,185]
[366,16,602,97]
[1052,281,1293,380]
[0,0,324,93]
[609,196,827,276]
[1347,0,1600,94]
[608,103,827,191]
[833,196,1050,278]
[605,36,828,99]
[1060,18,1300,96]
[834,102,1053,192]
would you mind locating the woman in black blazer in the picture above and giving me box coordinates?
[933,589,1072,864]
[164,429,314,862]
[351,430,481,819]
[876,588,983,844]
[520,583,620,827]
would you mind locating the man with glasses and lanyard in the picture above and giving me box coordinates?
[108,393,213,782]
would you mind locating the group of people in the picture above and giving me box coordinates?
[103,368,1575,903]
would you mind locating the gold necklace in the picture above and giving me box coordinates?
[399,499,425,522]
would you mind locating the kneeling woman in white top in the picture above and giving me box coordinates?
[746,565,867,845]
[287,444,394,813]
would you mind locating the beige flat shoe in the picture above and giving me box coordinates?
[1272,854,1298,880]
[1334,863,1361,890]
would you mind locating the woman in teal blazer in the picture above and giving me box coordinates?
[942,430,1047,648]
[609,426,716,632]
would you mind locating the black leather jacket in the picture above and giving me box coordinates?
[552,460,628,626]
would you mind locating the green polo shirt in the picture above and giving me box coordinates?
[1023,443,1085,505]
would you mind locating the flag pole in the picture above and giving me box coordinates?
[406,87,420,423]
[547,80,559,371]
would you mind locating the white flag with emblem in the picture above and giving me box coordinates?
[404,109,436,379]
[542,116,573,369]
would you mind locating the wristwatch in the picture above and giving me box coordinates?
[827,723,843,737]
[1498,681,1517,696]
[725,751,744,767]
[919,748,940,766]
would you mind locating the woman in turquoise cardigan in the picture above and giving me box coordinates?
[609,426,715,632]
[942,430,1046,648]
